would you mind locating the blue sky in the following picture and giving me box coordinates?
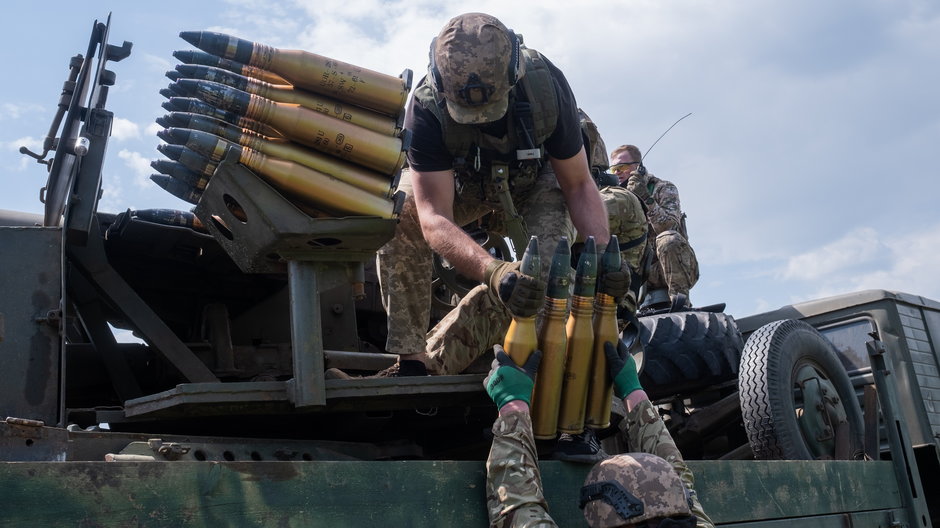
[2,0,939,319]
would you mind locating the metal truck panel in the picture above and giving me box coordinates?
[0,227,62,426]
[0,459,903,527]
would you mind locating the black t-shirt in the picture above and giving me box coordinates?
[404,54,583,173]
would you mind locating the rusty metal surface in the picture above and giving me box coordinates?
[0,227,63,426]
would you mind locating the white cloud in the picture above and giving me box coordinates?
[117,149,154,188]
[781,228,884,281]
[144,122,163,138]
[4,136,41,152]
[0,102,44,120]
[111,118,140,141]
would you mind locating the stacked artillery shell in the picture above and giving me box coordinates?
[586,237,622,429]
[531,237,571,440]
[502,237,540,366]
[151,30,411,220]
[557,237,598,434]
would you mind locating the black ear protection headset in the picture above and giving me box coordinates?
[429,28,522,105]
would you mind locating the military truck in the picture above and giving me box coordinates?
[1,16,937,527]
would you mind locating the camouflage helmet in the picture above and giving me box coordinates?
[430,13,524,124]
[580,453,694,527]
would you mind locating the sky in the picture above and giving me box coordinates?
[2,0,939,319]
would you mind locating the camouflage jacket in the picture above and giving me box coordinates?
[627,173,686,239]
[485,403,714,528]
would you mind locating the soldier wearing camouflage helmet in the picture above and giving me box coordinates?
[364,13,627,378]
[610,144,699,311]
[483,339,714,527]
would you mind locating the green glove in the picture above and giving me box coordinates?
[484,259,546,318]
[484,345,542,409]
[604,340,642,399]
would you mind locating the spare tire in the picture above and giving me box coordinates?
[634,311,744,399]
[739,319,864,460]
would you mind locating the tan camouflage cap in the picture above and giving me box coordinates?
[432,13,523,124]
[580,453,693,527]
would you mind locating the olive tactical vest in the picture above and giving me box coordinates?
[414,48,559,203]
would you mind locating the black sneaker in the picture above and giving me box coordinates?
[376,360,428,377]
[554,429,608,464]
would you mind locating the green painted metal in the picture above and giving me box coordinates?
[0,459,902,527]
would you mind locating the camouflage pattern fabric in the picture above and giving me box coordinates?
[581,453,691,527]
[598,186,647,272]
[619,400,715,528]
[377,165,575,364]
[645,230,699,298]
[486,411,558,527]
[625,172,699,299]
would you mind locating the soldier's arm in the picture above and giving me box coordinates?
[550,146,610,245]
[647,179,683,234]
[486,407,557,527]
[411,168,495,282]
[620,394,715,528]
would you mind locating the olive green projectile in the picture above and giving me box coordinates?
[173,49,289,85]
[503,236,540,366]
[177,79,406,174]
[174,64,399,136]
[179,30,410,117]
[150,174,202,205]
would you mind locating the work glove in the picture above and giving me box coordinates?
[604,340,642,399]
[484,345,542,409]
[596,246,631,301]
[484,259,546,318]
[625,171,651,204]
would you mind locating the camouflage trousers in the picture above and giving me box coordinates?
[598,186,647,273]
[620,400,715,528]
[647,230,699,299]
[377,165,575,368]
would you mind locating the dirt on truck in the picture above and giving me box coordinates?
[1,16,938,528]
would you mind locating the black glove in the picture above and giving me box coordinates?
[483,345,542,409]
[625,172,651,204]
[604,340,642,399]
[597,259,631,300]
[484,260,546,318]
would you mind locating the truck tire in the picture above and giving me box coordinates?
[739,319,864,460]
[635,311,744,399]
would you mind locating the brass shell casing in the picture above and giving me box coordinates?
[237,148,397,219]
[245,95,405,175]
[531,296,569,440]
[556,294,596,434]
[250,44,409,117]
[585,293,618,429]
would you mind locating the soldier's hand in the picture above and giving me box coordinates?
[485,259,546,318]
[484,345,542,409]
[604,340,642,399]
[598,259,631,301]
[625,172,651,204]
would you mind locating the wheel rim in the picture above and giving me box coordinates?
[793,361,849,459]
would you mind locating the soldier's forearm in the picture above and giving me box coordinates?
[420,214,494,281]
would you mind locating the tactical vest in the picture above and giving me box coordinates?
[414,48,559,203]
